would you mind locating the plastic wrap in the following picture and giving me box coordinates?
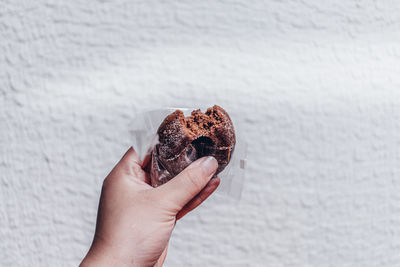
[131,107,247,200]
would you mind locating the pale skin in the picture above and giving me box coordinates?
[80,147,220,267]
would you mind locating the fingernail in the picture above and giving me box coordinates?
[199,156,218,177]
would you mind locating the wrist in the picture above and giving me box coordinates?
[80,250,113,267]
[80,243,128,267]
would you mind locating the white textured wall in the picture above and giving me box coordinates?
[2,1,400,266]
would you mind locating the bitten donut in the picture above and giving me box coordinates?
[150,105,236,187]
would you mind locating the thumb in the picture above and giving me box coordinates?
[154,156,218,212]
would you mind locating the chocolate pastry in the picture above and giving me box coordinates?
[150,105,236,187]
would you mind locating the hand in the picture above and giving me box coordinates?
[80,147,220,267]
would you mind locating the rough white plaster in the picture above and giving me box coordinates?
[1,1,400,266]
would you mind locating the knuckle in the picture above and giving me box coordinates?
[102,174,118,190]
[102,176,111,189]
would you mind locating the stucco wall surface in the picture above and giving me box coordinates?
[2,1,400,266]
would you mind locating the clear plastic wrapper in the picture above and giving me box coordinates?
[131,107,247,200]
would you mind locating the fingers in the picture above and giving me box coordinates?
[154,243,169,267]
[141,153,152,172]
[118,146,141,167]
[155,156,218,213]
[110,147,148,183]
[176,177,220,220]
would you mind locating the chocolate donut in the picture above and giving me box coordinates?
[150,105,236,187]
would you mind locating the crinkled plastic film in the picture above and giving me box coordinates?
[131,108,247,200]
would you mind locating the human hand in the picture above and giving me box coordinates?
[80,147,220,267]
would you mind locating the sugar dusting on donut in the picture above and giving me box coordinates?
[150,105,236,187]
